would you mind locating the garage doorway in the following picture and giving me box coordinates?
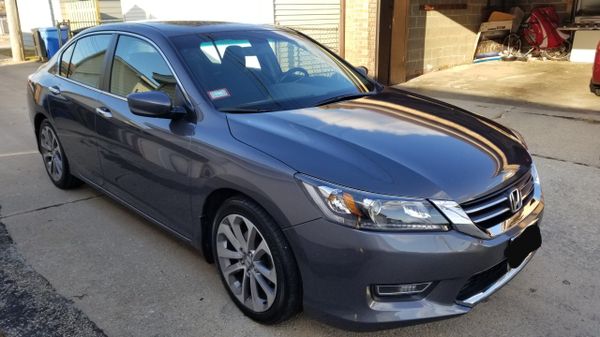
[376,0,409,85]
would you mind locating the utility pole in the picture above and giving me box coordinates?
[5,0,24,62]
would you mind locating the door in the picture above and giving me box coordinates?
[376,0,394,84]
[95,34,194,236]
[374,0,410,84]
[389,0,409,84]
[48,33,113,185]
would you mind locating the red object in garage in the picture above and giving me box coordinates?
[523,6,569,49]
[591,41,600,96]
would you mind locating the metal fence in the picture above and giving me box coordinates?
[60,0,99,31]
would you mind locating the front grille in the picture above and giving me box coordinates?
[457,260,509,301]
[460,171,534,229]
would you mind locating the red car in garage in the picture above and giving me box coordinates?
[591,41,600,96]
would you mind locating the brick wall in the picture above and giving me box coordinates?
[406,0,488,79]
[343,0,378,73]
[405,0,571,79]
[343,0,571,81]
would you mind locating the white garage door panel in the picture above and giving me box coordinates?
[274,0,340,53]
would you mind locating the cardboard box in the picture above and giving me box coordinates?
[489,11,514,22]
[479,20,513,33]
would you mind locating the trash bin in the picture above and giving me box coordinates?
[37,27,69,59]
[31,28,47,60]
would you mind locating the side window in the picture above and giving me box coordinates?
[110,35,176,100]
[59,42,75,77]
[69,35,112,88]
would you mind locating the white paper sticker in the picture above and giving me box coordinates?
[208,88,231,100]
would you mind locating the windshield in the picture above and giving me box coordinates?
[171,29,377,112]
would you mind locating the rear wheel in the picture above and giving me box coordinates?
[212,196,301,324]
[38,120,82,189]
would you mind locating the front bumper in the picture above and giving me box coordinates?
[283,187,544,331]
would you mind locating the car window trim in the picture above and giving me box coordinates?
[59,41,76,77]
[101,34,119,92]
[54,32,120,98]
[53,30,193,109]
[68,33,115,90]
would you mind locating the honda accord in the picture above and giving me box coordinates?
[27,21,543,331]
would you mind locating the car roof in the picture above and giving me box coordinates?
[83,21,279,37]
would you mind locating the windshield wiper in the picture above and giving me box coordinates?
[315,92,373,107]
[220,107,275,113]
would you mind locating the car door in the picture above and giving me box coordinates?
[47,34,114,185]
[94,34,194,237]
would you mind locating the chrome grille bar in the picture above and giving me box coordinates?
[463,195,507,214]
[460,170,533,229]
[470,207,510,223]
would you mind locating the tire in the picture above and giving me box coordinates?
[38,119,82,189]
[212,196,301,324]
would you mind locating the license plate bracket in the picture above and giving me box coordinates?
[506,225,542,268]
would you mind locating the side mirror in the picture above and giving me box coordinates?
[356,66,368,76]
[127,91,185,118]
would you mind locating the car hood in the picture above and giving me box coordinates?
[226,88,532,203]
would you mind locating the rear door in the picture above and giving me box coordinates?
[48,33,114,185]
[95,34,195,237]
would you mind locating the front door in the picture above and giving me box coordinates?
[95,34,194,237]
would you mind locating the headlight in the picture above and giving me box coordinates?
[298,174,450,232]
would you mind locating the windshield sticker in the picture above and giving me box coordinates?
[208,88,230,100]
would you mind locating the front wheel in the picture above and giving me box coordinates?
[212,197,301,324]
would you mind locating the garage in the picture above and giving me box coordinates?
[342,0,597,85]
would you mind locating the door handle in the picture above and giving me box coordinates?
[95,107,113,118]
[48,86,61,95]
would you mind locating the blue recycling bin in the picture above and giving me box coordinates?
[38,27,69,59]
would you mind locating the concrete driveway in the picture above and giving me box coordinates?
[1,61,599,337]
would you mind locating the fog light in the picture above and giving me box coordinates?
[374,282,431,297]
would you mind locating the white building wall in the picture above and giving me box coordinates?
[120,0,274,24]
[17,0,59,48]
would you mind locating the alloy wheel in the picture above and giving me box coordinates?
[216,214,277,312]
[39,125,64,182]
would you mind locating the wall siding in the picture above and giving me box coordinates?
[274,0,341,52]
[99,0,124,22]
